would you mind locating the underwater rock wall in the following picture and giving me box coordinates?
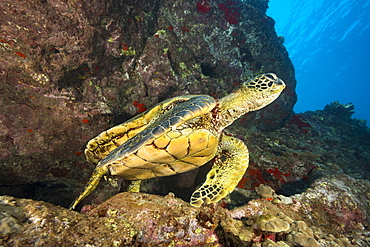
[0,0,296,206]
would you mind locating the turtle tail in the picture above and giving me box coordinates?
[69,165,108,210]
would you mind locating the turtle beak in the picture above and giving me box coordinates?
[275,78,285,86]
[274,78,286,93]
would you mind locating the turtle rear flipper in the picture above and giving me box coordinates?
[69,165,108,210]
[190,135,249,207]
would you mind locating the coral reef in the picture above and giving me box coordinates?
[255,184,277,199]
[286,220,320,247]
[256,213,291,232]
[1,0,369,245]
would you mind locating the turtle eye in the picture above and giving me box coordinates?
[264,73,276,80]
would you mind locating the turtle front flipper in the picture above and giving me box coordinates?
[69,165,108,210]
[190,134,249,207]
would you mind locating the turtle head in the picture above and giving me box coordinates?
[239,73,286,111]
[217,73,285,128]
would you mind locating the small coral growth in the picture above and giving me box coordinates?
[324,101,355,119]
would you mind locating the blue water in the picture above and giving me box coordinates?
[266,0,370,125]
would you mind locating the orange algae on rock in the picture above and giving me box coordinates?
[14,51,27,58]
[133,101,147,113]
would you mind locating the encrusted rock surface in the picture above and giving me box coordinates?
[293,174,370,234]
[86,193,224,246]
[0,195,138,246]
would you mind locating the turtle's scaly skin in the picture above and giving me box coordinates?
[69,73,285,209]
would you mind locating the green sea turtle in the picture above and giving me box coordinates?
[69,73,285,209]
